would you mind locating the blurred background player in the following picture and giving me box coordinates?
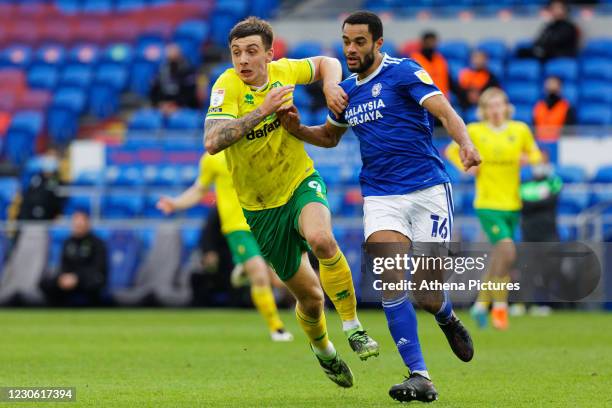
[278,11,479,403]
[157,152,294,342]
[204,16,379,387]
[446,88,543,330]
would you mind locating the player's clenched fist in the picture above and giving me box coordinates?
[459,142,481,171]
[260,85,294,116]
[323,83,348,118]
[156,196,176,215]
[277,105,302,134]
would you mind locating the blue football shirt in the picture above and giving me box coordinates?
[328,53,450,197]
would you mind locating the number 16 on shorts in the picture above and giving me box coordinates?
[430,214,448,239]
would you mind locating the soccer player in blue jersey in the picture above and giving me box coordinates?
[278,11,481,403]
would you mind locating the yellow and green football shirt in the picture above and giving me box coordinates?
[197,152,250,235]
[205,58,316,211]
[447,120,542,211]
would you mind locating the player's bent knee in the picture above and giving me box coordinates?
[306,230,337,259]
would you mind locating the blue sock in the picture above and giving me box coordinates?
[435,290,453,325]
[383,295,427,372]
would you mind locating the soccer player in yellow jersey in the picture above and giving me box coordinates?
[156,151,293,342]
[446,87,542,330]
[203,17,379,387]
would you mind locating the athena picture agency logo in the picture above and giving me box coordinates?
[360,241,603,304]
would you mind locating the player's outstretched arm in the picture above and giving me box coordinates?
[310,56,347,117]
[422,94,481,171]
[204,85,294,154]
[156,183,207,215]
[278,105,346,148]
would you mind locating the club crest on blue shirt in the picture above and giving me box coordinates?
[372,82,382,97]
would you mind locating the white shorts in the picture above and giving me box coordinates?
[363,183,454,243]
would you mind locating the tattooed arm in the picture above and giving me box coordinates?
[204,85,295,154]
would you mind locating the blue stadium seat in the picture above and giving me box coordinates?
[513,104,533,125]
[130,59,158,96]
[506,59,540,81]
[215,0,250,18]
[581,58,612,81]
[128,109,164,131]
[592,165,612,183]
[64,194,93,215]
[143,165,180,187]
[209,11,241,47]
[249,0,280,19]
[505,81,540,105]
[381,40,398,56]
[0,178,20,217]
[56,0,81,14]
[59,65,93,89]
[106,230,142,292]
[9,110,44,135]
[27,65,59,90]
[581,38,612,58]
[82,0,113,13]
[167,109,203,130]
[68,44,100,65]
[579,81,612,104]
[174,20,210,44]
[577,105,612,126]
[0,45,33,69]
[590,188,612,213]
[47,226,72,269]
[181,226,201,254]
[101,43,134,65]
[288,41,323,60]
[89,84,119,119]
[556,165,586,184]
[558,189,589,215]
[179,165,199,186]
[562,82,578,106]
[47,87,87,143]
[73,170,104,186]
[105,165,144,187]
[102,194,144,218]
[95,63,129,91]
[477,39,508,61]
[460,224,479,243]
[115,0,146,12]
[35,44,67,67]
[487,59,504,81]
[438,40,470,63]
[544,58,578,82]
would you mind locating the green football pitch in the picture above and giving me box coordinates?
[1,309,611,407]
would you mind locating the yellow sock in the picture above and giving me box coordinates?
[318,250,360,331]
[295,306,335,358]
[251,285,284,332]
[475,273,492,308]
[491,275,510,304]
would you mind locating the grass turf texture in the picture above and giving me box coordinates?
[1,310,611,407]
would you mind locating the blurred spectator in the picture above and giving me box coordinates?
[41,210,108,306]
[13,152,64,221]
[533,76,575,141]
[456,50,500,110]
[150,44,199,115]
[517,0,579,61]
[411,31,450,97]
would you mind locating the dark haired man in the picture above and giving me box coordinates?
[204,16,379,388]
[278,10,480,402]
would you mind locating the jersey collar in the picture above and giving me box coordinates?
[355,53,387,86]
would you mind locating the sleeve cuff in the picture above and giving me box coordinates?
[419,90,443,106]
[327,115,349,128]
